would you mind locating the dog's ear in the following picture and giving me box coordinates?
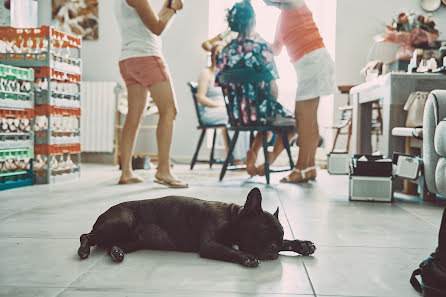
[273,207,279,219]
[242,187,263,216]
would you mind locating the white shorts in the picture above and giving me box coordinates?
[293,47,336,101]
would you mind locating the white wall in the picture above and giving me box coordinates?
[38,0,210,161]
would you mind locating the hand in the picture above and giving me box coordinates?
[171,0,183,11]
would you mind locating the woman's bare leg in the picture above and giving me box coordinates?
[281,97,320,183]
[295,97,320,170]
[119,84,147,183]
[246,132,273,176]
[256,131,296,176]
[148,79,187,187]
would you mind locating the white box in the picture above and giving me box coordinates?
[349,176,393,202]
[395,155,422,180]
[327,152,350,175]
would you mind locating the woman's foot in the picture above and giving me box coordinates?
[154,172,188,188]
[118,173,144,184]
[233,159,245,166]
[246,150,257,176]
[255,152,279,176]
[280,167,317,184]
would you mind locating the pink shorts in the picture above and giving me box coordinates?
[119,56,169,87]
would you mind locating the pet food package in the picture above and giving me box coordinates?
[349,154,393,177]
[393,153,422,180]
[349,175,393,202]
[349,154,394,202]
[327,152,350,175]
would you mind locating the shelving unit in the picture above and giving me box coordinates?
[0,64,34,191]
[0,26,82,185]
[33,143,80,184]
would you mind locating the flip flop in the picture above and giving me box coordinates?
[154,178,188,189]
[118,176,144,185]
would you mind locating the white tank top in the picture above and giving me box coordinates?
[114,0,163,61]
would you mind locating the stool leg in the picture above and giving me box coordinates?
[210,129,217,168]
[191,129,206,170]
[220,130,239,181]
[346,119,352,153]
[331,128,341,152]
[282,130,294,169]
[262,131,270,185]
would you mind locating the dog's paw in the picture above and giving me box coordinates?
[78,246,90,259]
[241,255,260,268]
[110,246,125,262]
[294,240,316,256]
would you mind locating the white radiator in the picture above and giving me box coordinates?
[81,81,117,153]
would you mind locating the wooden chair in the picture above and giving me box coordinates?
[217,69,295,184]
[331,85,354,152]
[331,85,383,153]
[188,82,231,170]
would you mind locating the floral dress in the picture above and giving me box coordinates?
[215,36,293,125]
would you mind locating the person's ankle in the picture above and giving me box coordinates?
[121,169,133,177]
[156,169,172,178]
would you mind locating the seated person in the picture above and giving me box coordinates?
[215,0,296,176]
[196,44,249,165]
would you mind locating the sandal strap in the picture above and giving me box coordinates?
[301,166,317,173]
[291,166,317,178]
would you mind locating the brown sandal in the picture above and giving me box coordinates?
[280,167,317,184]
[154,178,188,189]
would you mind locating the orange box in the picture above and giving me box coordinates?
[34,143,81,155]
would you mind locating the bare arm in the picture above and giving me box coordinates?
[202,34,223,51]
[126,0,178,36]
[196,69,224,108]
[271,20,283,55]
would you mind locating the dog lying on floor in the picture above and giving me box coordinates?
[78,187,315,267]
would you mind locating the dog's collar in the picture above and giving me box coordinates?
[227,203,243,222]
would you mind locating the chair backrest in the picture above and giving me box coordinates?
[218,68,275,127]
[187,81,205,127]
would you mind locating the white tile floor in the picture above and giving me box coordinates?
[0,163,444,297]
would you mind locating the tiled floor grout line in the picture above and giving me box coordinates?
[54,253,107,297]
[55,286,317,295]
[275,188,318,297]
[395,204,441,228]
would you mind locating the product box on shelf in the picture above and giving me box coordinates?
[34,104,80,145]
[0,147,33,191]
[35,83,80,108]
[0,108,34,149]
[0,64,34,109]
[33,143,80,184]
[0,64,34,190]
[0,26,81,74]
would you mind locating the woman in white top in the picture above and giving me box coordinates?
[115,0,187,188]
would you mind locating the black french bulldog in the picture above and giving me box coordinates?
[78,187,315,267]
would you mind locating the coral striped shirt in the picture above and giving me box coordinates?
[273,4,325,63]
